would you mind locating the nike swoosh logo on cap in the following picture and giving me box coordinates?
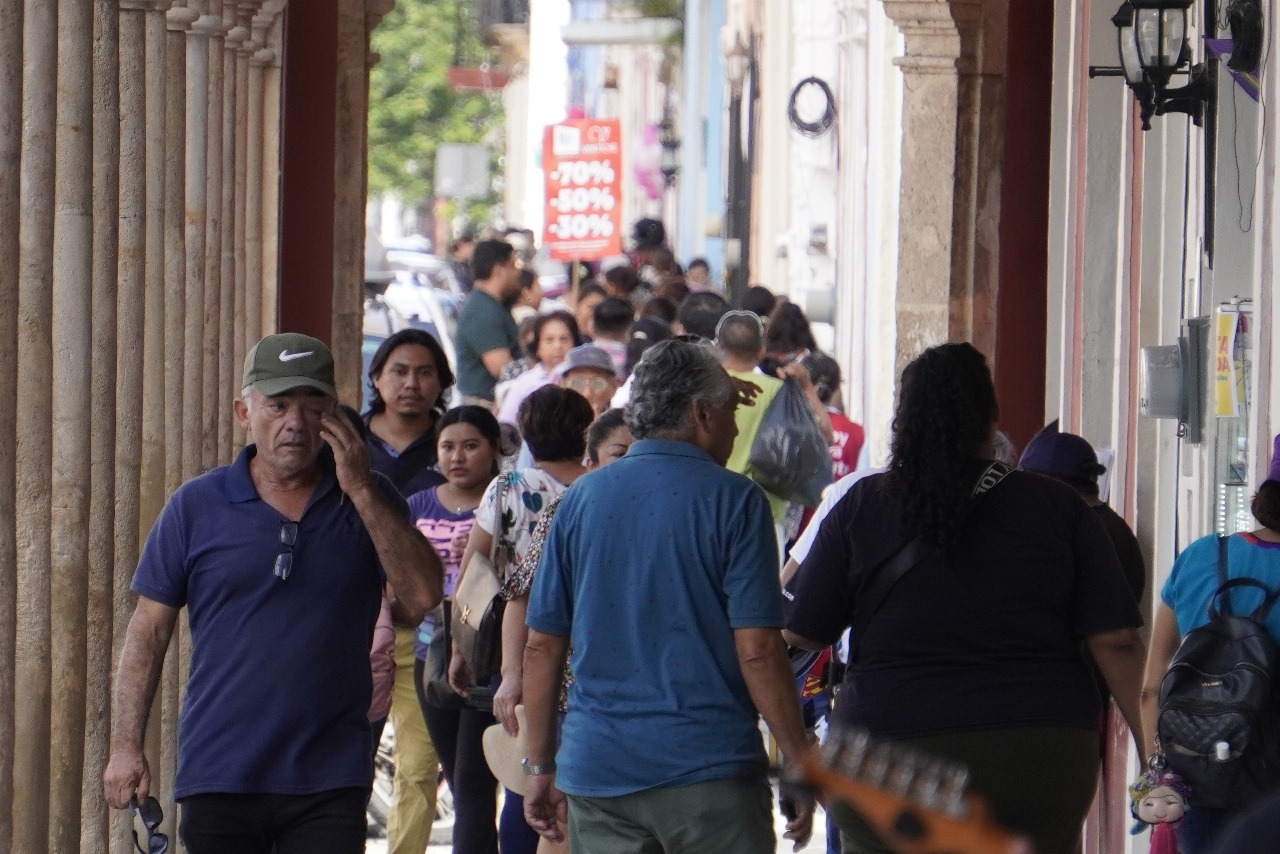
[278,350,314,362]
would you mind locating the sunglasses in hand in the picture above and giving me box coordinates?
[131,796,169,854]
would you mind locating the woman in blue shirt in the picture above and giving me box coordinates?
[1140,433,1280,853]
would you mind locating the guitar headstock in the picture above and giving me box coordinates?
[819,729,973,818]
[802,727,1032,854]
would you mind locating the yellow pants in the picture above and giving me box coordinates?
[387,625,439,854]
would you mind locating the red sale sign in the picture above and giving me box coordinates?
[542,119,623,261]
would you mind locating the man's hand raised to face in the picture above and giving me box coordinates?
[319,411,374,497]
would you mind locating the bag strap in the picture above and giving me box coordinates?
[1208,534,1280,621]
[849,538,932,655]
[849,461,1013,655]
[1216,534,1230,615]
[971,460,1013,498]
[489,476,509,566]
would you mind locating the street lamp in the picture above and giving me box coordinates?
[723,32,753,307]
[724,35,750,95]
[659,119,680,186]
[1130,0,1191,87]
[1099,0,1212,130]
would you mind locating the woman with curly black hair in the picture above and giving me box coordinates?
[784,342,1147,854]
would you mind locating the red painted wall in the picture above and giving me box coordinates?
[277,1,338,344]
[994,0,1053,454]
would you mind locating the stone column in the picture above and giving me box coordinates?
[138,0,170,567]
[13,0,57,848]
[79,0,123,848]
[183,3,211,479]
[161,4,197,820]
[111,9,147,823]
[218,2,238,461]
[329,0,380,405]
[201,2,225,470]
[947,0,1006,360]
[0,0,22,848]
[879,0,970,373]
[230,5,253,452]
[165,5,193,494]
[258,15,282,333]
[50,0,96,841]
[245,31,272,346]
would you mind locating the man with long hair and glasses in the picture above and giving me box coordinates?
[104,333,444,854]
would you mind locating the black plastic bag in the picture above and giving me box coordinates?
[747,378,832,507]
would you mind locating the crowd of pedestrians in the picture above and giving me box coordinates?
[102,217,1280,854]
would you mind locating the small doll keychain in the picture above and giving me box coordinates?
[1129,757,1191,854]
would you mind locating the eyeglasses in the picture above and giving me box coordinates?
[566,376,612,394]
[274,521,298,581]
[131,796,169,854]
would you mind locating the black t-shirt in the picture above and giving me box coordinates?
[785,466,1143,739]
[1093,503,1145,602]
[364,425,445,499]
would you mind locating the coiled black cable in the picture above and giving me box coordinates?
[788,76,837,137]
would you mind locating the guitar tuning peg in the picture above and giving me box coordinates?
[940,766,970,818]
[820,736,847,772]
[835,729,871,777]
[890,753,920,796]
[915,759,944,808]
[865,744,892,786]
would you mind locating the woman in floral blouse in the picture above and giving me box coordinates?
[506,409,635,712]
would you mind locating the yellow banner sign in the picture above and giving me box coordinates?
[1214,309,1240,418]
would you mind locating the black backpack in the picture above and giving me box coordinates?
[1157,535,1280,809]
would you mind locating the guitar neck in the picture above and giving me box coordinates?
[802,729,1031,854]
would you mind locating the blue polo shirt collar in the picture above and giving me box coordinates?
[224,445,340,507]
[626,438,714,463]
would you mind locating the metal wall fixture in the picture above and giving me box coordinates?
[1090,0,1214,130]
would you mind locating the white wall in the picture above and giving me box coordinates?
[522,0,571,233]
[834,0,902,465]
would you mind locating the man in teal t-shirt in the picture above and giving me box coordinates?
[522,337,815,854]
[454,239,521,403]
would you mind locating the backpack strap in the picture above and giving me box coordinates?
[1209,578,1280,621]
[1208,534,1280,621]
[1216,534,1230,616]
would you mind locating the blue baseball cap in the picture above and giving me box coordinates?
[1019,432,1106,484]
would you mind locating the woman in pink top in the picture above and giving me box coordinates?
[408,406,503,854]
[495,312,581,426]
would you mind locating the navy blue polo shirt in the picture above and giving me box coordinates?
[527,439,783,797]
[132,445,404,799]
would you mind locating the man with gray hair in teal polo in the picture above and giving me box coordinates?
[521,337,814,853]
